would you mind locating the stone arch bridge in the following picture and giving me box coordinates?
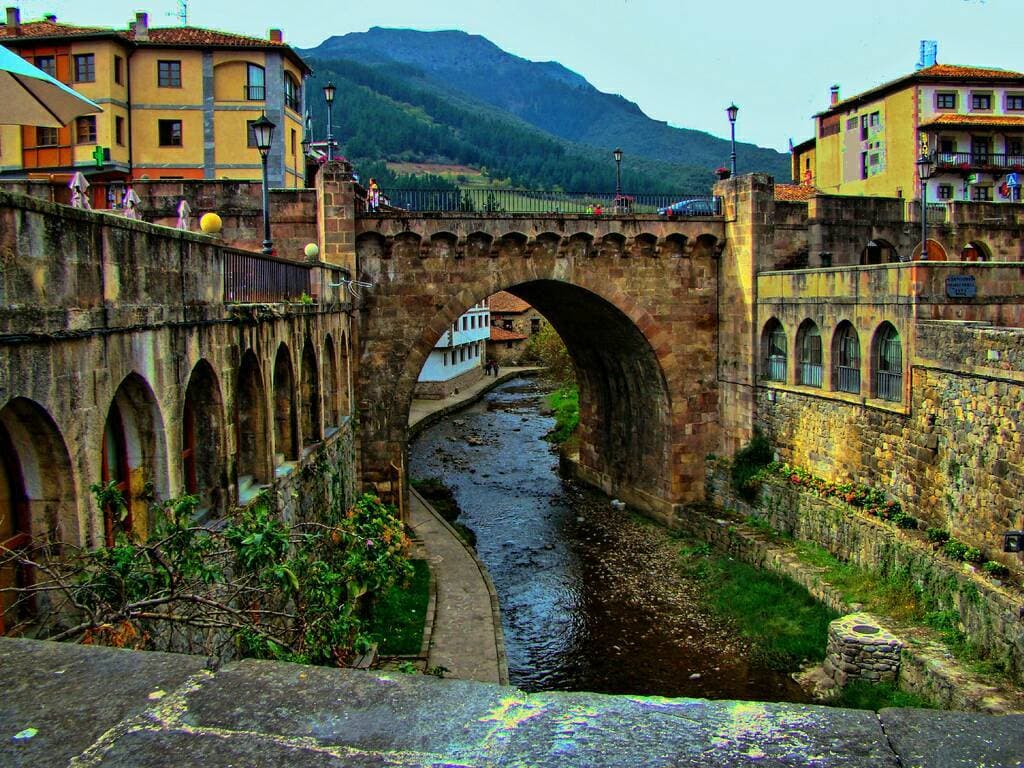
[354,212,726,519]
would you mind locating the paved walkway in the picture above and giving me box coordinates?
[405,368,539,685]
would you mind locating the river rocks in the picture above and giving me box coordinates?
[824,613,903,688]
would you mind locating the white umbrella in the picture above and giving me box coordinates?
[68,171,91,209]
[123,188,141,219]
[0,43,100,126]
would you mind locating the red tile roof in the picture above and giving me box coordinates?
[916,63,1024,80]
[919,114,1024,129]
[0,20,107,38]
[774,183,817,201]
[487,290,532,314]
[490,326,528,342]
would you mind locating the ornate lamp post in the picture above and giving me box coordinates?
[613,147,623,198]
[323,81,336,162]
[916,153,934,261]
[252,113,276,255]
[726,103,739,177]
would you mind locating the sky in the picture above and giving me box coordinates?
[16,0,1024,151]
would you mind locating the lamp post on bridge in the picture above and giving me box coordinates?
[324,81,336,162]
[252,113,276,255]
[916,153,934,261]
[613,147,624,212]
[726,103,739,177]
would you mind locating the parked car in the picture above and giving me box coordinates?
[658,198,719,217]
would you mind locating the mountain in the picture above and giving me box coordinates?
[298,29,790,192]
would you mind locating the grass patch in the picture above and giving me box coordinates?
[410,477,477,547]
[367,559,431,655]
[546,385,579,444]
[830,680,934,711]
[680,546,838,670]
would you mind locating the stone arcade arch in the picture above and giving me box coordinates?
[0,398,77,633]
[323,334,340,429]
[182,360,227,518]
[101,374,170,543]
[273,344,299,463]
[301,337,322,446]
[236,350,270,496]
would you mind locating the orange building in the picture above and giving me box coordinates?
[0,8,310,200]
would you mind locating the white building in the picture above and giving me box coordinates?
[414,299,490,399]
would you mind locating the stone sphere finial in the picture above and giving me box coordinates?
[304,242,320,260]
[199,212,223,234]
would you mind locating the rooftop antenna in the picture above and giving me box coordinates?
[167,0,188,26]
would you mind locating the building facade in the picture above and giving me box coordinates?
[486,290,545,364]
[803,51,1024,209]
[414,300,490,399]
[0,8,309,199]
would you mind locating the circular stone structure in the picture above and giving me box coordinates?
[823,613,903,689]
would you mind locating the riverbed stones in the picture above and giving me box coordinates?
[823,613,903,688]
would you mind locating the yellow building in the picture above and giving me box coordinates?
[0,8,310,199]
[798,53,1024,207]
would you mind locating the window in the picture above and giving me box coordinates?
[938,137,956,161]
[819,115,839,138]
[1007,94,1024,112]
[158,60,181,88]
[860,114,869,141]
[935,92,956,110]
[158,119,182,146]
[860,151,869,180]
[833,322,860,394]
[246,63,265,100]
[73,54,95,83]
[971,185,993,201]
[531,318,541,334]
[290,128,296,155]
[762,319,787,382]
[462,316,468,331]
[35,126,57,147]
[1006,137,1023,157]
[115,116,125,146]
[284,73,301,112]
[937,184,954,200]
[114,55,123,85]
[246,119,259,148]
[34,56,55,77]
[797,321,823,388]
[75,115,96,144]
[971,136,991,163]
[869,111,880,128]
[971,92,992,110]
[443,351,448,366]
[873,323,902,402]
[503,319,513,331]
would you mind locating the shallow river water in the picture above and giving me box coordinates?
[409,377,808,701]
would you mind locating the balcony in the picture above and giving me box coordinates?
[932,151,1024,173]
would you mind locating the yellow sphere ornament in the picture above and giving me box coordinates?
[199,212,223,234]
[304,242,320,260]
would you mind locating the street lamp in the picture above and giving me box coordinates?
[726,103,739,177]
[252,112,276,255]
[916,153,934,261]
[613,147,623,199]
[323,81,336,162]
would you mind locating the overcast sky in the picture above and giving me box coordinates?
[17,0,1023,151]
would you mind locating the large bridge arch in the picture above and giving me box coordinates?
[355,217,725,521]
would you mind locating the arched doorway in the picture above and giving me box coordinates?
[911,239,947,261]
[102,374,169,544]
[0,398,77,634]
[323,334,340,429]
[960,241,991,261]
[182,360,227,517]
[236,350,269,498]
[300,337,322,446]
[273,344,298,463]
[860,239,900,265]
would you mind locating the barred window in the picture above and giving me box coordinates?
[762,319,787,383]
[873,323,902,402]
[833,322,860,394]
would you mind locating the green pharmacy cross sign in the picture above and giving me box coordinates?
[91,145,106,169]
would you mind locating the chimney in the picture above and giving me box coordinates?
[134,11,148,41]
[269,28,283,43]
[5,7,20,33]
[830,84,840,106]
[916,40,938,70]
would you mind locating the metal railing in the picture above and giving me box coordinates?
[359,188,722,216]
[932,151,1024,170]
[764,357,787,382]
[224,250,311,303]
[835,366,860,394]
[245,84,266,101]
[799,363,823,388]
[909,201,948,224]
[874,371,902,402]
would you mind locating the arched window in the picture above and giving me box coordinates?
[860,239,900,265]
[873,323,902,401]
[762,319,787,382]
[182,361,227,518]
[960,241,991,261]
[284,72,301,113]
[236,351,269,499]
[246,63,265,100]
[323,335,340,428]
[300,338,321,446]
[797,320,823,387]
[273,344,298,462]
[832,322,861,394]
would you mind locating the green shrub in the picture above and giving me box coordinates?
[731,431,773,502]
[892,511,918,530]
[982,561,1010,579]
[962,546,985,565]
[926,527,950,545]
[830,681,934,711]
[943,539,969,561]
[546,385,579,445]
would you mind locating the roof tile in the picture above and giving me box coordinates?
[490,326,528,342]
[920,114,1024,129]
[774,184,817,202]
[487,291,532,314]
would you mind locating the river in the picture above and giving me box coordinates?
[409,377,808,701]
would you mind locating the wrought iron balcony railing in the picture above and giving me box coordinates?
[932,152,1024,171]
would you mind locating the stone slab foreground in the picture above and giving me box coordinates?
[0,638,1021,767]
